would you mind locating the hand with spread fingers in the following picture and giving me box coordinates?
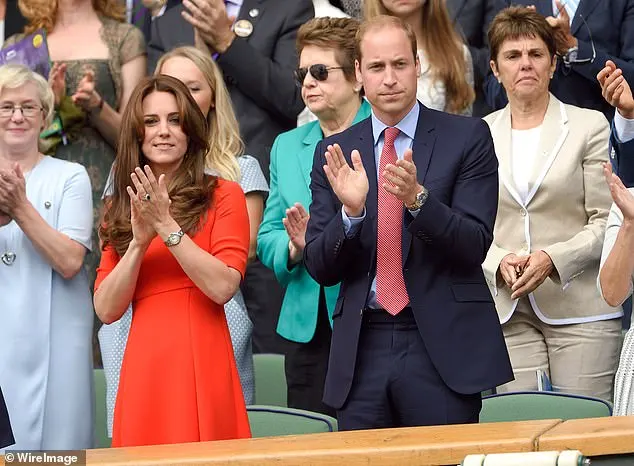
[283,202,309,264]
[182,0,236,54]
[545,0,578,55]
[381,148,422,207]
[510,250,555,300]
[126,165,171,247]
[498,253,530,289]
[0,163,29,219]
[71,67,103,114]
[323,144,369,217]
[604,162,634,221]
[597,60,634,119]
[48,62,67,108]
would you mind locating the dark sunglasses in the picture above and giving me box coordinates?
[294,64,346,86]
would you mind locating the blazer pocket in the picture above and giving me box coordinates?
[451,283,494,303]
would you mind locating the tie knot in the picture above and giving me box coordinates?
[384,127,399,146]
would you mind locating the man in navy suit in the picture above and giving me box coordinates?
[486,0,634,121]
[598,60,634,187]
[304,15,513,430]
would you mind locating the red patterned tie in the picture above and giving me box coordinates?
[376,127,410,315]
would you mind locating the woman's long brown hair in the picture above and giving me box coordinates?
[19,0,126,34]
[100,75,214,257]
[364,0,475,114]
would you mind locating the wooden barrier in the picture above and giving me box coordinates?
[537,416,634,456]
[7,417,634,465]
[79,420,560,466]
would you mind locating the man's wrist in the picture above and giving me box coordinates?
[214,32,236,54]
[344,205,364,217]
[618,107,634,120]
[405,185,428,211]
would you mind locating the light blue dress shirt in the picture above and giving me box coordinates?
[614,111,634,143]
[340,102,420,309]
[553,0,579,23]
[225,0,244,21]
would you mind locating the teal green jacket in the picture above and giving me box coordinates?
[257,100,372,343]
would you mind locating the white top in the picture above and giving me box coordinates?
[614,110,634,143]
[416,44,474,116]
[0,156,94,451]
[511,126,542,202]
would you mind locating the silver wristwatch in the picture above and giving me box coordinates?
[563,46,578,66]
[164,229,184,247]
[405,186,429,211]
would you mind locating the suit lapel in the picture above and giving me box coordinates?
[403,104,435,265]
[298,123,323,192]
[571,0,601,36]
[358,119,378,242]
[489,106,525,207]
[446,0,467,20]
[236,0,264,34]
[524,95,569,205]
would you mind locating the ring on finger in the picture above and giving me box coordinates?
[143,193,151,201]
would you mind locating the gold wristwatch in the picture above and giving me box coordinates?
[405,186,428,211]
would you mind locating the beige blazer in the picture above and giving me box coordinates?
[482,94,621,324]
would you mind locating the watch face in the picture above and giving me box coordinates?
[166,232,181,246]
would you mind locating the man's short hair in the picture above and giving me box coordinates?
[355,15,418,64]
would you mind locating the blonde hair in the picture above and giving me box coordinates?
[0,64,54,126]
[363,1,475,114]
[19,0,125,34]
[155,47,242,182]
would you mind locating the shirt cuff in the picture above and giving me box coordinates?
[614,111,634,143]
[342,205,365,238]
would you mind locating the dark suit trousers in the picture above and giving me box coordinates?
[283,288,335,418]
[241,259,294,355]
[337,309,481,430]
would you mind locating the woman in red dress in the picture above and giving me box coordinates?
[94,75,251,447]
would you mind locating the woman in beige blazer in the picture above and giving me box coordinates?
[482,7,622,400]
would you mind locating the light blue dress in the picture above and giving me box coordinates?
[98,155,268,436]
[0,156,94,451]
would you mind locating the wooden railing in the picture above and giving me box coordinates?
[3,417,634,465]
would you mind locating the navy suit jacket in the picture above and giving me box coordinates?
[147,0,313,180]
[304,104,514,409]
[611,128,634,187]
[485,0,634,121]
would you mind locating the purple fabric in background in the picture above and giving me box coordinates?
[0,29,51,79]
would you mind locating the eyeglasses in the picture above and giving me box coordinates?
[0,103,42,118]
[294,64,346,86]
